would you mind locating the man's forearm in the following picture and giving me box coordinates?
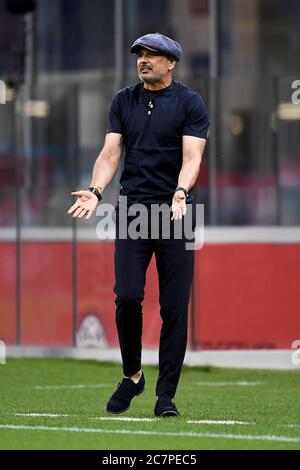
[89,151,120,191]
[177,136,206,193]
[177,156,202,192]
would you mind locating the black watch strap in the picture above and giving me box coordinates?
[88,186,103,202]
[175,186,188,198]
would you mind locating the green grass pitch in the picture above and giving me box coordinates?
[0,358,300,450]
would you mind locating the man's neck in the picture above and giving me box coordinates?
[143,77,173,91]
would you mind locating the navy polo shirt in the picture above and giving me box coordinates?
[107,80,210,205]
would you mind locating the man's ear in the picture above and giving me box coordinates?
[168,59,176,71]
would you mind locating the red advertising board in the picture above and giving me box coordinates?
[1,238,300,349]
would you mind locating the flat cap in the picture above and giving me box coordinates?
[130,33,182,61]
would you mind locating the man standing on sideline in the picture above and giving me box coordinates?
[68,33,209,417]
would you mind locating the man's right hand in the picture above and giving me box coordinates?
[67,190,99,220]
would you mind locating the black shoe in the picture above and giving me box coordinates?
[106,372,145,414]
[154,395,180,417]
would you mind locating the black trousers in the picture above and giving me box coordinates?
[113,205,195,399]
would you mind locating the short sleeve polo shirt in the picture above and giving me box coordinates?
[107,80,210,205]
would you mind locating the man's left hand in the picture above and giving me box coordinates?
[171,190,187,220]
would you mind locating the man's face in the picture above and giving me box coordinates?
[137,48,175,84]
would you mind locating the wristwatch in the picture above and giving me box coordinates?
[175,186,188,199]
[88,186,103,202]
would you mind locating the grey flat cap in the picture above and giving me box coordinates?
[130,33,182,61]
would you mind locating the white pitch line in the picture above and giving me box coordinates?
[196,381,265,387]
[7,413,300,430]
[11,414,157,423]
[187,420,253,425]
[282,424,300,428]
[6,414,253,425]
[0,424,300,443]
[33,382,265,390]
[92,417,158,422]
[14,413,71,418]
[34,384,112,390]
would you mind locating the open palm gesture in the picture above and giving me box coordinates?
[67,190,98,220]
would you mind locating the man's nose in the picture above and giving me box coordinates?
[139,54,149,62]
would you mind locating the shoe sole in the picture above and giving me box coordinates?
[105,387,145,414]
[105,406,130,415]
[155,410,180,417]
